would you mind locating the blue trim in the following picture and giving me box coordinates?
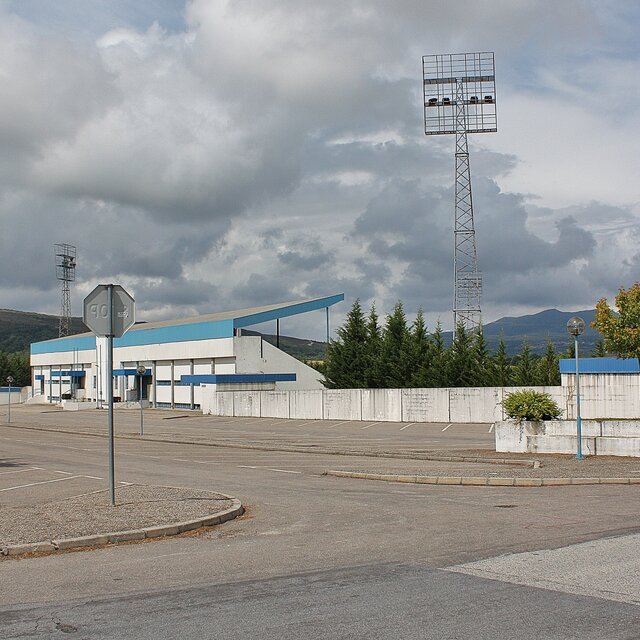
[0,387,19,392]
[35,375,45,380]
[113,369,152,377]
[559,357,640,374]
[51,371,86,378]
[31,334,96,355]
[234,294,344,329]
[30,294,343,353]
[181,373,296,385]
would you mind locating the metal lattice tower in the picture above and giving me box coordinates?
[422,52,497,333]
[54,244,76,337]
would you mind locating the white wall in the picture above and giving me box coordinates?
[202,378,640,423]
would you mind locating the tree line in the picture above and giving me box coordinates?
[0,351,30,388]
[323,300,567,389]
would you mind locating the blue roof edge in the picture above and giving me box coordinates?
[559,357,640,374]
[234,293,344,329]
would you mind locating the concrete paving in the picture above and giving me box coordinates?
[1,405,640,638]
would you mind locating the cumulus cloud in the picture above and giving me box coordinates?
[0,0,638,338]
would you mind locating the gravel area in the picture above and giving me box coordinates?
[1,485,233,547]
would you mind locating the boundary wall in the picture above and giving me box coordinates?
[202,379,639,423]
[202,386,563,423]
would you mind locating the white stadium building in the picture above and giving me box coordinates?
[30,294,343,410]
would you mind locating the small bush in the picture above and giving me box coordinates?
[502,390,562,423]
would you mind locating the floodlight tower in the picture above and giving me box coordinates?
[422,52,497,333]
[54,243,76,337]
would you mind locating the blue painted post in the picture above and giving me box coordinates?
[575,336,583,460]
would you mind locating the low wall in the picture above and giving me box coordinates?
[495,420,640,457]
[202,385,567,423]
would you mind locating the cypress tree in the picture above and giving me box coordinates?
[430,322,449,387]
[591,340,607,357]
[493,336,513,387]
[514,340,538,386]
[447,322,476,387]
[323,300,369,388]
[381,302,412,388]
[365,303,384,388]
[409,308,433,387]
[471,330,493,386]
[537,339,560,386]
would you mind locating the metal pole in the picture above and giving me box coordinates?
[7,382,11,424]
[139,374,144,436]
[575,335,583,460]
[107,285,116,506]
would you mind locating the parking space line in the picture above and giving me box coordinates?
[441,423,452,432]
[0,467,41,475]
[267,468,302,474]
[328,421,350,429]
[51,470,74,475]
[0,475,83,492]
[360,422,379,430]
[238,465,258,469]
[399,423,415,431]
[489,423,495,433]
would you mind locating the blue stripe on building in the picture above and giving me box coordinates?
[559,357,640,374]
[180,373,296,385]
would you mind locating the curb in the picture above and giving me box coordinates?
[1,424,537,467]
[1,499,244,558]
[324,470,640,487]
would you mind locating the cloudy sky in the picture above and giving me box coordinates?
[1,0,638,339]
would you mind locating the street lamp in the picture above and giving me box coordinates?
[567,316,586,459]
[6,376,13,424]
[137,365,146,436]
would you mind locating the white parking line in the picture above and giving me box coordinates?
[489,423,495,433]
[84,475,103,480]
[238,465,258,469]
[328,421,350,429]
[361,422,379,430]
[0,467,41,475]
[399,423,415,431]
[51,470,73,475]
[441,423,452,432]
[0,475,83,492]
[268,468,302,474]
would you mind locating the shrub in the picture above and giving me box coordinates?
[501,390,562,423]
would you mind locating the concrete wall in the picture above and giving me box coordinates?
[202,379,640,424]
[495,419,640,457]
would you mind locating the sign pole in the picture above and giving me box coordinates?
[107,285,116,506]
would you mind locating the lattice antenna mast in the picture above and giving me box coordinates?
[422,52,497,334]
[54,243,76,337]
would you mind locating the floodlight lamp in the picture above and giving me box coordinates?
[566,316,585,337]
[137,365,147,375]
[6,376,14,384]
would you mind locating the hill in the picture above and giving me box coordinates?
[0,309,87,353]
[0,307,602,359]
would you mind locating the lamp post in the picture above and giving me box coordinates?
[567,316,585,459]
[6,376,13,424]
[137,365,146,436]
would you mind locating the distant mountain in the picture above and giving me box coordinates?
[452,308,600,356]
[0,309,87,353]
[0,307,601,359]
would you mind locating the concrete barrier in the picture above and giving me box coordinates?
[362,389,402,422]
[260,391,290,418]
[324,389,362,421]
[289,390,323,419]
[233,391,261,417]
[216,392,235,417]
[401,388,449,422]
[496,419,640,457]
[450,387,502,423]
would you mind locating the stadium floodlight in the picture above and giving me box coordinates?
[422,52,497,333]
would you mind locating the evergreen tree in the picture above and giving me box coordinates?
[591,339,607,357]
[493,336,513,387]
[447,323,476,387]
[514,340,538,386]
[537,339,560,386]
[409,308,433,387]
[430,321,449,387]
[381,302,413,388]
[323,300,369,388]
[364,304,384,388]
[470,330,493,386]
[565,339,575,359]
